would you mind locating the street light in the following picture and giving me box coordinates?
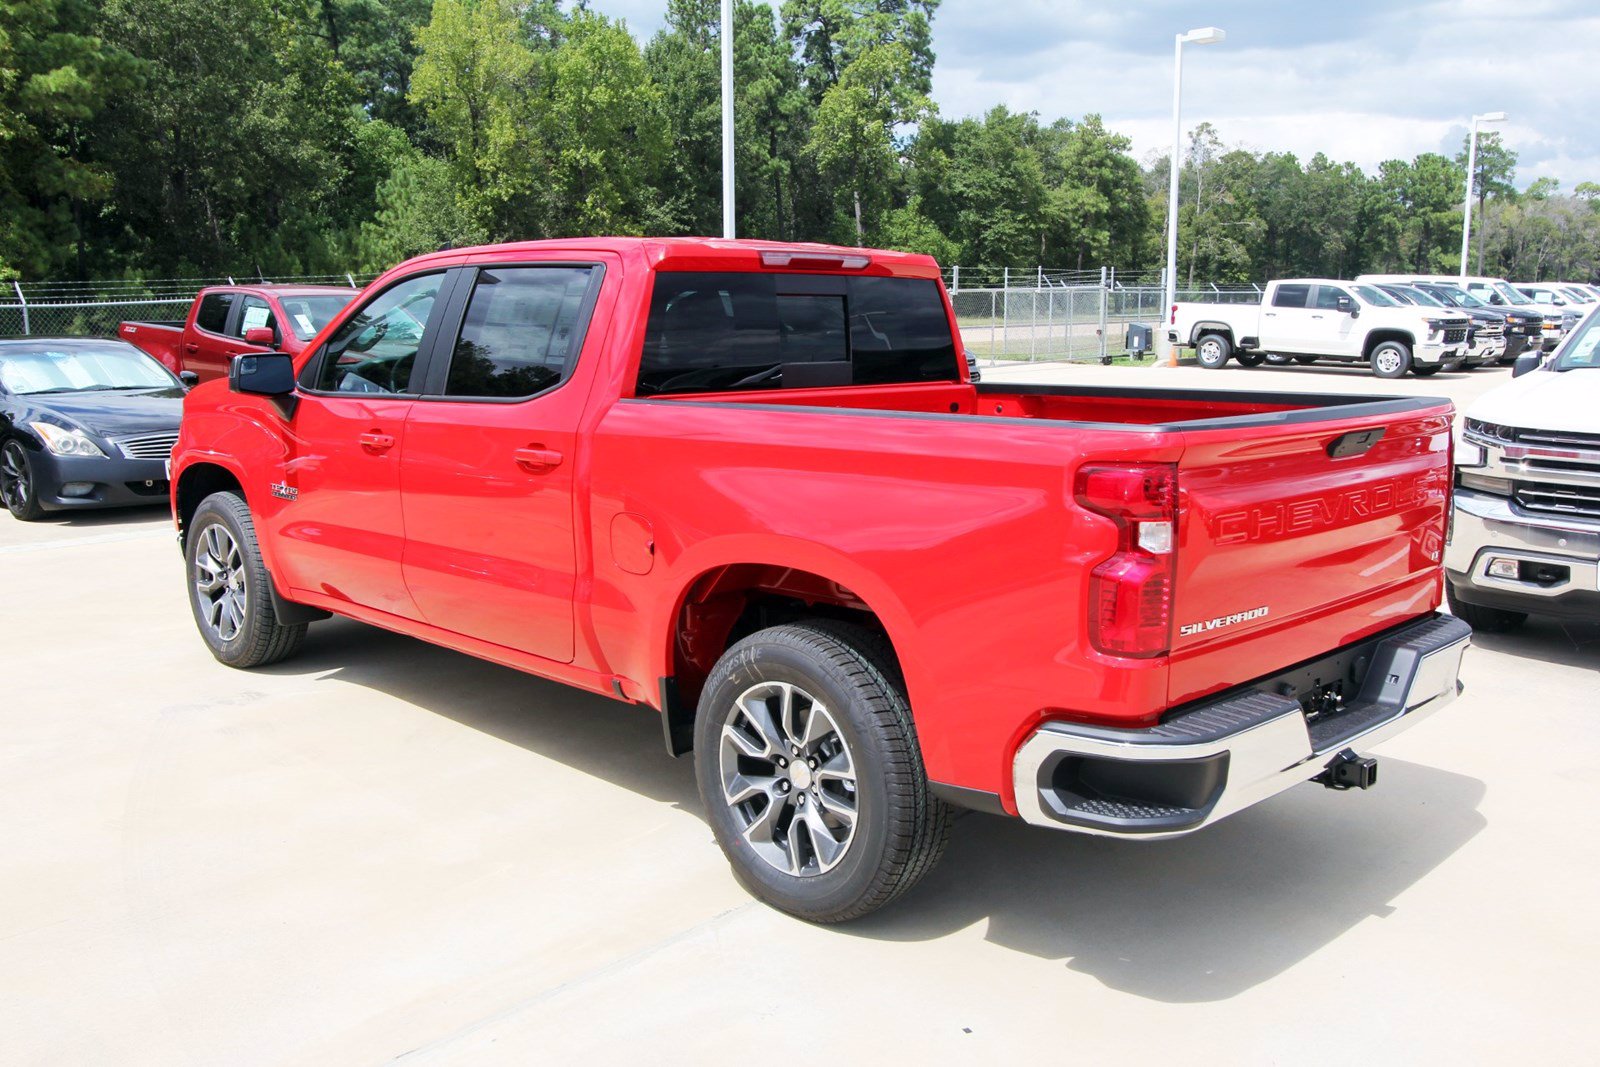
[1459,110,1507,278]
[1161,27,1226,366]
[721,0,735,238]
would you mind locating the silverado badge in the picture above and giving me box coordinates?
[270,481,298,501]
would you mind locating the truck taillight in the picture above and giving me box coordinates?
[1169,303,1177,325]
[1075,464,1177,658]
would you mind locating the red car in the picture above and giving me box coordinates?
[169,238,1470,921]
[119,284,357,382]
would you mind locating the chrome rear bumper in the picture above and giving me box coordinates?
[1012,614,1470,838]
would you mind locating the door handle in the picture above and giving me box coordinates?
[359,431,397,454]
[514,446,564,472]
[1311,314,1324,319]
[184,342,200,353]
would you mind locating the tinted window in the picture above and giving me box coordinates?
[195,293,234,334]
[1314,286,1349,310]
[637,272,957,395]
[444,267,596,399]
[1272,284,1310,308]
[312,273,441,394]
[232,296,277,340]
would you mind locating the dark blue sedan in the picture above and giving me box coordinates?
[0,338,185,521]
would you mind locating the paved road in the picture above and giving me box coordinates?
[3,364,1595,1064]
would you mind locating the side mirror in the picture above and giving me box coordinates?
[1489,294,1504,305]
[179,371,200,388]
[230,352,295,397]
[243,326,277,348]
[1512,352,1542,378]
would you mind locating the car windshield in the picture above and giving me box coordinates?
[0,343,178,394]
[1397,286,1446,308]
[1555,314,1600,371]
[1559,287,1594,304]
[278,295,353,340]
[1491,281,1527,305]
[1430,285,1484,308]
[1351,284,1398,307]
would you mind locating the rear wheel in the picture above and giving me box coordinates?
[1195,333,1231,369]
[1446,584,1527,633]
[1370,341,1412,379]
[694,620,950,922]
[186,491,307,668]
[1,439,45,521]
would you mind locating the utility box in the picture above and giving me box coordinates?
[1125,322,1152,359]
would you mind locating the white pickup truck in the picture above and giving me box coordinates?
[1449,310,1600,630]
[1170,278,1471,378]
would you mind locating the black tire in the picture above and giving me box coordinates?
[1369,340,1412,379]
[1264,353,1291,365]
[1411,365,1441,377]
[185,491,307,668]
[1234,351,1266,367]
[1293,355,1318,365]
[694,620,951,922]
[1195,332,1231,369]
[1446,584,1527,633]
[1,439,45,521]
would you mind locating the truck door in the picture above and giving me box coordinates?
[266,269,454,619]
[1262,282,1316,353]
[398,261,607,663]
[228,295,281,360]
[1310,284,1360,357]
[186,291,237,380]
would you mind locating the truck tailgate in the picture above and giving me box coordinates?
[1168,406,1453,707]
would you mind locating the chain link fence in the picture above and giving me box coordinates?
[3,266,1262,369]
[0,274,369,339]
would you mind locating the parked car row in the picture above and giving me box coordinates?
[1171,272,1594,378]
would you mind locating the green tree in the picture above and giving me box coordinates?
[1379,153,1463,273]
[0,0,135,277]
[1036,114,1148,270]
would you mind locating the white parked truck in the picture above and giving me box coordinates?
[1170,279,1471,378]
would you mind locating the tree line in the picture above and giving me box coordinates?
[2,0,1596,286]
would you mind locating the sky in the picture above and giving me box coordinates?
[599,0,1599,189]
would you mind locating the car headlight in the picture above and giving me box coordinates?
[30,422,107,458]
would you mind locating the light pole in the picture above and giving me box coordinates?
[1161,26,1225,366]
[1459,110,1506,278]
[721,0,735,239]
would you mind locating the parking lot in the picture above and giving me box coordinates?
[3,361,1596,1064]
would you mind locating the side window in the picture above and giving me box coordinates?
[195,293,234,335]
[312,273,442,394]
[233,296,277,340]
[1314,286,1349,310]
[442,266,596,399]
[1272,284,1310,308]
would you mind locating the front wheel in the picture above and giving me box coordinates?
[694,620,950,922]
[1195,332,1232,369]
[186,491,307,668]
[1293,355,1318,365]
[1,440,44,521]
[1370,341,1412,379]
[1446,585,1527,633]
[1234,351,1266,367]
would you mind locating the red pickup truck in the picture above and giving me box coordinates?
[119,284,356,382]
[170,238,1470,921]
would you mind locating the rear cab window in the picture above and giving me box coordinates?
[1271,284,1310,308]
[636,272,957,396]
[194,292,235,335]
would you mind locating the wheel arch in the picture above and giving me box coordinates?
[656,546,923,758]
[1189,322,1236,345]
[174,459,248,550]
[1362,329,1416,358]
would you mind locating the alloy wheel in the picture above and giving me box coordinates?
[0,443,29,512]
[193,523,247,642]
[718,680,859,877]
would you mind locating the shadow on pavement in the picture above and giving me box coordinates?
[264,617,699,810]
[847,761,1485,1001]
[267,618,1487,1003]
[25,503,169,528]
[1466,616,1600,669]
